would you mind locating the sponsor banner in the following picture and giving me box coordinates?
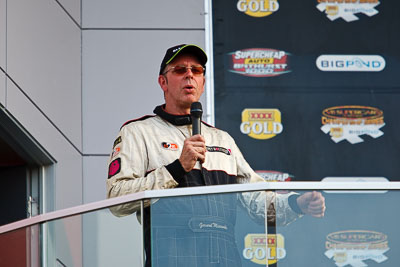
[320,105,385,144]
[229,48,291,77]
[316,0,380,22]
[256,170,293,182]
[240,108,283,140]
[316,55,385,72]
[325,230,389,267]
[243,234,286,265]
[237,0,280,17]
[256,170,293,193]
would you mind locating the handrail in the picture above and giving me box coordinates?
[1,181,400,235]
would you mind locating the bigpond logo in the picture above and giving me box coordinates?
[243,234,286,265]
[325,230,389,266]
[317,0,380,22]
[240,109,283,140]
[316,55,385,72]
[237,0,279,17]
[321,105,385,144]
[229,48,291,77]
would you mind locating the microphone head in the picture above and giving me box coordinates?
[190,102,203,118]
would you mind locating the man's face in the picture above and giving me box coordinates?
[158,54,205,114]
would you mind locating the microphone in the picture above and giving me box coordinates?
[190,102,203,136]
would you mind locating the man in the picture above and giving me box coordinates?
[107,44,325,266]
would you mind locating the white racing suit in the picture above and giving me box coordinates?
[106,105,303,267]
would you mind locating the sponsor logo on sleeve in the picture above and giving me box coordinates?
[321,105,385,144]
[316,55,385,72]
[240,109,283,140]
[243,234,286,265]
[108,158,121,179]
[325,230,389,266]
[161,142,179,151]
[229,48,291,77]
[113,136,122,148]
[206,146,232,155]
[111,146,121,158]
[316,0,380,22]
[237,0,280,17]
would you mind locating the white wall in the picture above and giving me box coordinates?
[82,0,204,28]
[2,0,208,217]
[58,0,81,25]
[3,0,83,210]
[7,0,82,151]
[3,0,207,265]
[80,1,207,266]
[81,0,206,203]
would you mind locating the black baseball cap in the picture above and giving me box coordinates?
[159,44,208,75]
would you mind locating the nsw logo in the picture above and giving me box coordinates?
[316,55,385,72]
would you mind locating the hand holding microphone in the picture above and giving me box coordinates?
[190,101,202,136]
[179,102,206,172]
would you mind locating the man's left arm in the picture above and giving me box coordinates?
[232,139,325,225]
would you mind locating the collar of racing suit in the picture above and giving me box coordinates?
[153,104,192,126]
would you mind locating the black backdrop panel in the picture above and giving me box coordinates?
[212,0,400,181]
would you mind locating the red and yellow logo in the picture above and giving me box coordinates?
[240,109,283,140]
[237,0,280,17]
[321,105,385,144]
[243,234,286,265]
[229,48,290,77]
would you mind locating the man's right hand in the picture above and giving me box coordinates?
[179,134,206,172]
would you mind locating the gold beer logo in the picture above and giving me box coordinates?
[320,105,385,144]
[243,234,286,265]
[237,0,279,17]
[240,109,283,140]
[325,230,389,266]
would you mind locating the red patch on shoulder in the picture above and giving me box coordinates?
[108,158,121,178]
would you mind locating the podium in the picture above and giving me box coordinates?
[0,182,399,267]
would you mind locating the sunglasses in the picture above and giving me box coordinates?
[163,65,205,75]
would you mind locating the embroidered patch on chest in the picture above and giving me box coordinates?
[161,142,179,151]
[206,146,231,155]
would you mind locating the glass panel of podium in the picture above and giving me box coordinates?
[0,186,399,267]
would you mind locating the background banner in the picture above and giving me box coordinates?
[212,0,400,181]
